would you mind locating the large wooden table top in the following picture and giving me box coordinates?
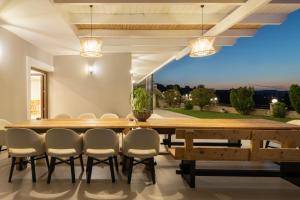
[5,118,300,130]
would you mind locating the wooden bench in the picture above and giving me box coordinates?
[169,129,300,188]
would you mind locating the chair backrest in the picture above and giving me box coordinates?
[83,128,119,153]
[46,128,82,153]
[54,113,72,119]
[100,113,119,120]
[0,119,11,130]
[78,113,97,119]
[6,128,44,151]
[126,113,135,120]
[0,119,11,145]
[123,128,160,155]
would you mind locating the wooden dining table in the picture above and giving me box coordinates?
[5,118,300,177]
[6,118,300,131]
[6,118,300,147]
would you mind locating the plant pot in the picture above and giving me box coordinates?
[133,110,152,122]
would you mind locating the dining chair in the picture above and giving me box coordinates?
[100,113,119,119]
[0,119,11,152]
[54,113,72,119]
[45,128,84,183]
[83,128,119,183]
[126,113,135,121]
[6,128,49,182]
[78,113,97,119]
[123,128,160,184]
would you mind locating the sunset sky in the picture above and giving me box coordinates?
[154,10,300,90]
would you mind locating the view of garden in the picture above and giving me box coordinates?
[157,84,300,122]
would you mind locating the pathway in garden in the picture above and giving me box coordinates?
[153,109,196,119]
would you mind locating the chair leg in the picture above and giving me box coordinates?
[79,154,84,172]
[127,157,134,184]
[44,153,50,170]
[109,157,115,183]
[265,140,270,148]
[113,156,119,172]
[70,156,75,183]
[86,157,93,184]
[122,156,127,173]
[47,157,56,184]
[8,157,16,183]
[149,157,156,184]
[30,156,36,183]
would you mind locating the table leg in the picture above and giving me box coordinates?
[177,160,196,188]
[280,162,300,187]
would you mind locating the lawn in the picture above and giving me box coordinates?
[166,108,292,122]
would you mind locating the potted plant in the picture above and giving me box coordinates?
[131,87,152,122]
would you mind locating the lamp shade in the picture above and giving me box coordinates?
[80,37,102,57]
[190,37,216,57]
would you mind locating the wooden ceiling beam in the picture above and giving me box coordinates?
[54,0,300,4]
[70,13,286,25]
[53,0,246,4]
[77,29,257,38]
[99,37,236,46]
[76,24,261,30]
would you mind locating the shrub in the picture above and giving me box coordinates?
[163,89,181,107]
[230,87,255,115]
[272,102,287,118]
[191,87,215,110]
[184,100,193,110]
[289,84,300,114]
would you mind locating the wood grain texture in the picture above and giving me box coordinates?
[76,24,261,30]
[170,129,300,162]
[6,118,300,130]
[137,118,300,130]
[5,119,135,129]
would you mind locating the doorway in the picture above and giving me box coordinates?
[30,68,48,119]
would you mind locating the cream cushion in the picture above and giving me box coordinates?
[86,148,115,158]
[48,148,77,157]
[123,128,160,158]
[9,148,37,157]
[6,128,46,157]
[46,128,82,157]
[128,149,157,158]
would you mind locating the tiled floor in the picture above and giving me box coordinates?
[1,151,300,200]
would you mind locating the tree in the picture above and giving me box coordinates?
[163,89,181,107]
[272,102,287,118]
[289,84,300,114]
[191,87,215,110]
[230,87,255,115]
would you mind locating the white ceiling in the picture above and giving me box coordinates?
[0,0,299,82]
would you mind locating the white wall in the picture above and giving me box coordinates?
[49,54,131,118]
[0,27,53,122]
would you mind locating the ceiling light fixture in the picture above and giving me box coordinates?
[190,5,216,57]
[80,5,102,57]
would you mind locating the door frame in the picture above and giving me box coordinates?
[31,68,48,119]
[26,56,54,120]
